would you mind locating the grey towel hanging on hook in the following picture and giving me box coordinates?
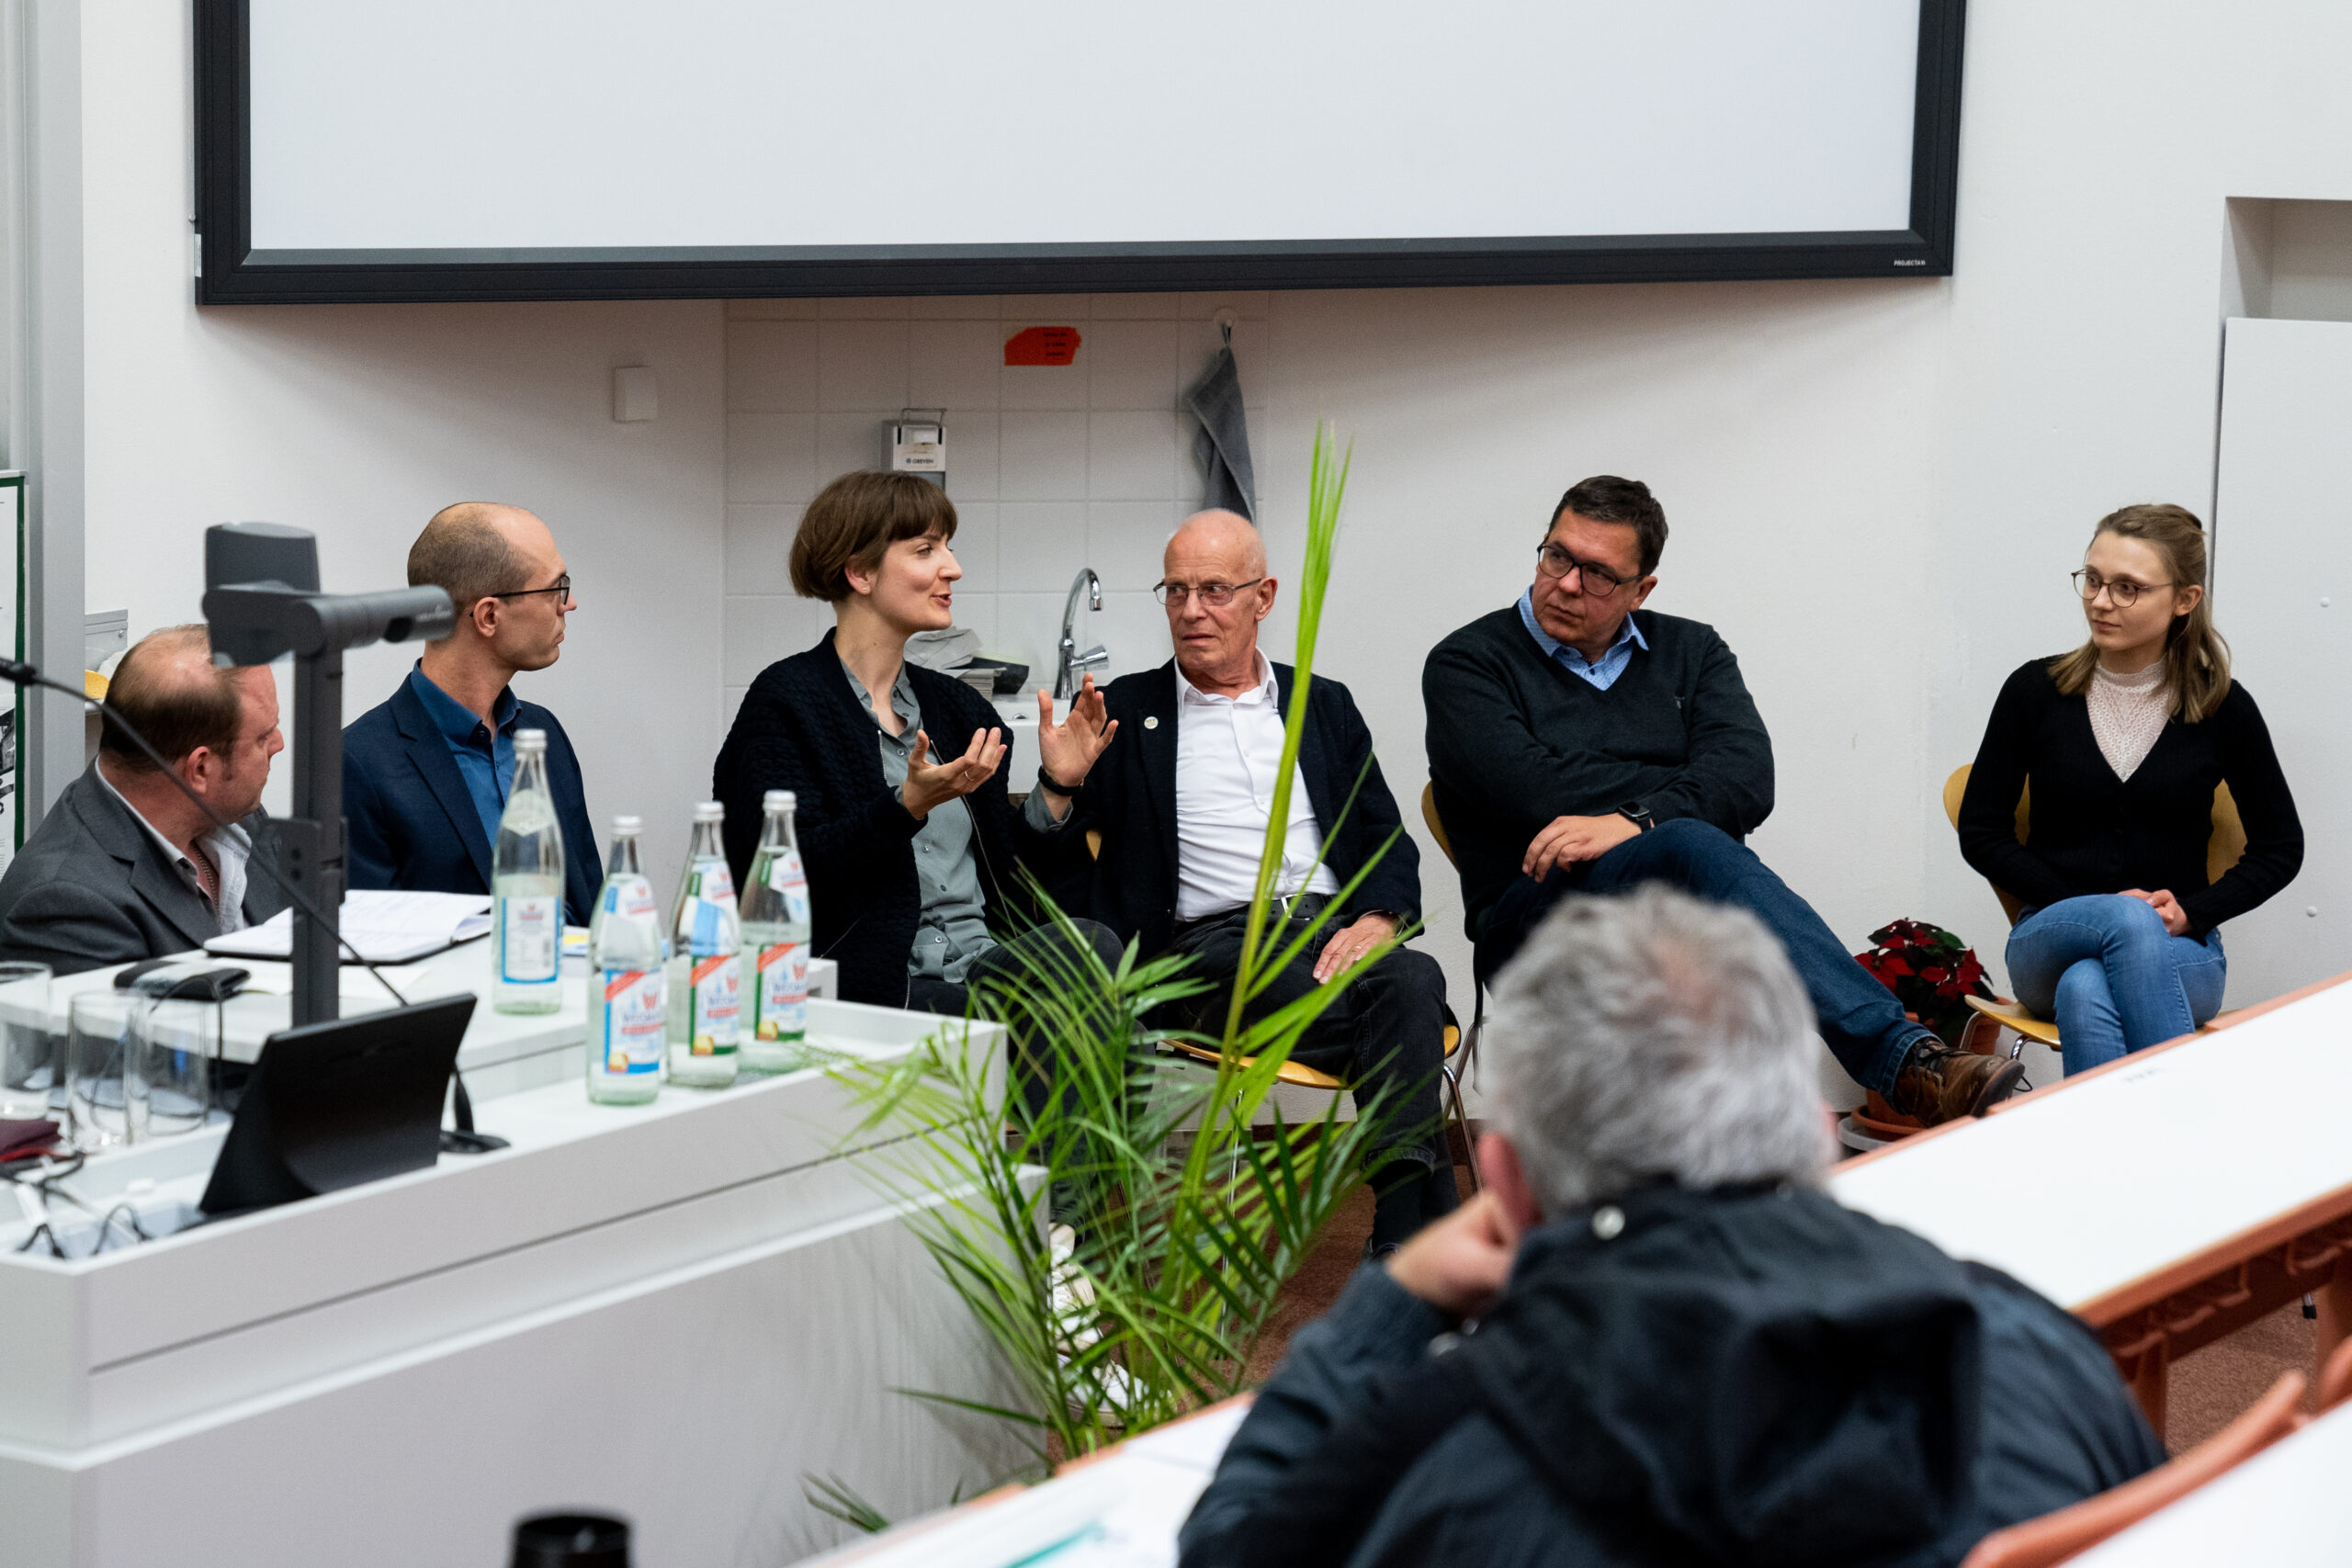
[1183,322,1258,522]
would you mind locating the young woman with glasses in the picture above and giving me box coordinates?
[1958,503,2302,1075]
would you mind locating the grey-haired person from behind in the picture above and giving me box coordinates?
[1180,886,2165,1568]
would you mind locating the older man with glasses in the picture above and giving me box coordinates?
[343,502,603,923]
[1068,509,1460,1254]
[1424,476,2019,1126]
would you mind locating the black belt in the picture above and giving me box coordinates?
[1171,892,1330,944]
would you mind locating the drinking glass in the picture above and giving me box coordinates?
[139,998,216,1137]
[66,992,147,1151]
[0,962,55,1120]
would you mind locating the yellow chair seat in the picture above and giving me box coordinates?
[1161,1024,1461,1092]
[1962,995,2064,1049]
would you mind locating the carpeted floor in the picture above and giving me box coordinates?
[1250,1158,2314,1458]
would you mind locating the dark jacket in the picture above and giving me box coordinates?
[1069,660,1421,957]
[343,680,603,926]
[1959,658,2301,937]
[1424,606,1772,942]
[1182,1183,2164,1568]
[710,630,1077,1008]
[0,763,288,975]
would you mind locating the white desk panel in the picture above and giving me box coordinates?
[2069,1402,2352,1566]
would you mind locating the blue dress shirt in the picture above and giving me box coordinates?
[405,663,521,849]
[1518,589,1647,691]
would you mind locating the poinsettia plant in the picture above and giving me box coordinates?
[1854,919,1992,1049]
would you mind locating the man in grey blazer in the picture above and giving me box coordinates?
[0,624,287,974]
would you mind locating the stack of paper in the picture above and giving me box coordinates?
[205,890,494,964]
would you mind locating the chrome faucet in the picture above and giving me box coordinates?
[1056,567,1107,700]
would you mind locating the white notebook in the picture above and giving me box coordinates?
[206,890,494,964]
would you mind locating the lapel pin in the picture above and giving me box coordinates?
[1144,716,1159,729]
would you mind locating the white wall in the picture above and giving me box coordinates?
[77,4,726,888]
[64,0,2352,1015]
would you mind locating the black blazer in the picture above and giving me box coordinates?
[343,678,604,925]
[711,629,1077,1008]
[1069,660,1421,957]
[0,762,287,975]
[1958,658,2301,937]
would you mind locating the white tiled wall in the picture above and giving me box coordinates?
[721,294,1270,726]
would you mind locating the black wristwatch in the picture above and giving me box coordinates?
[1616,801,1654,833]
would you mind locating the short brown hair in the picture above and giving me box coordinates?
[789,473,958,602]
[100,625,244,773]
[1552,476,1669,577]
[409,502,525,609]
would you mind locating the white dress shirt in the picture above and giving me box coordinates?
[96,761,254,935]
[1173,654,1341,921]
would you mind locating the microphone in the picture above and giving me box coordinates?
[1,658,505,1153]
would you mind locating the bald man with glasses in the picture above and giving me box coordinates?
[1424,476,2021,1128]
[343,502,603,923]
[1068,510,1460,1254]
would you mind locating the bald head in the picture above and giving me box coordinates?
[1167,510,1266,581]
[408,503,554,609]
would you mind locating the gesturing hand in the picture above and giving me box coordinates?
[902,727,1005,819]
[2121,887,2190,938]
[1386,1191,1520,1322]
[1522,812,1641,882]
[1313,912,1396,984]
[1035,674,1119,794]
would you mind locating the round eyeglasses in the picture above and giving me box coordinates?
[2072,569,2176,609]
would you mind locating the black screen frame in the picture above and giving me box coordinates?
[194,0,1966,307]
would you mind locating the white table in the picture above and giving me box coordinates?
[2069,1401,2352,1565]
[0,942,837,1100]
[1830,974,2352,1427]
[0,985,1011,1568]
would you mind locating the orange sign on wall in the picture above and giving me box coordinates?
[1004,325,1082,367]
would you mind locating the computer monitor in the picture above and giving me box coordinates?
[199,995,479,1218]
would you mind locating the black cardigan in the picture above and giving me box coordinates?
[1422,606,1774,939]
[711,630,1077,1007]
[1067,660,1421,958]
[1958,658,2302,937]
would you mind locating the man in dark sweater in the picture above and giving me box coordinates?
[1424,476,2018,1124]
[1071,511,1458,1250]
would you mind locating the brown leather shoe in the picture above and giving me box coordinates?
[1891,1038,2024,1125]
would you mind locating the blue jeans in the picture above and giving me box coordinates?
[2005,896,2226,1077]
[1480,819,1932,1094]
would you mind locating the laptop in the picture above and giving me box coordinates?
[198,995,479,1218]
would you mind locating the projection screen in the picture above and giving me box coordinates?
[193,0,1966,304]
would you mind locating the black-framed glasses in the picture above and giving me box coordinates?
[492,573,572,604]
[1151,577,1263,608]
[1535,544,1634,597]
[2072,569,2175,609]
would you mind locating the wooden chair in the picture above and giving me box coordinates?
[1958,1371,2307,1568]
[1941,765,2246,1055]
[1419,783,1495,1061]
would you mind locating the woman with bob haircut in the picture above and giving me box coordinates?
[1959,502,2301,1075]
[712,470,1118,1013]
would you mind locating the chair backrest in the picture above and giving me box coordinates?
[1943,764,2248,930]
[1957,1371,2307,1568]
[2322,1332,2352,1414]
[1420,783,1457,869]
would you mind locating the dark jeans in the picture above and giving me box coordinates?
[1166,906,1451,1175]
[1481,819,1928,1095]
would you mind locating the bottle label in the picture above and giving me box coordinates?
[498,895,560,982]
[605,881,658,922]
[754,941,808,1040]
[598,968,665,1075]
[693,863,736,906]
[689,953,741,1054]
[768,853,810,927]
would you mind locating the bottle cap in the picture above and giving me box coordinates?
[612,815,642,835]
[693,801,724,823]
[510,1512,630,1568]
[515,728,548,753]
[764,790,797,811]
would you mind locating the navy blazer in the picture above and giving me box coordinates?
[1069,660,1421,958]
[343,679,602,925]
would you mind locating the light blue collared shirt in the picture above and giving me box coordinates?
[1518,589,1647,691]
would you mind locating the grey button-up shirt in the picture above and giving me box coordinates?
[844,659,1061,984]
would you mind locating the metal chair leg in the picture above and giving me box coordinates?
[1442,1062,1480,1194]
